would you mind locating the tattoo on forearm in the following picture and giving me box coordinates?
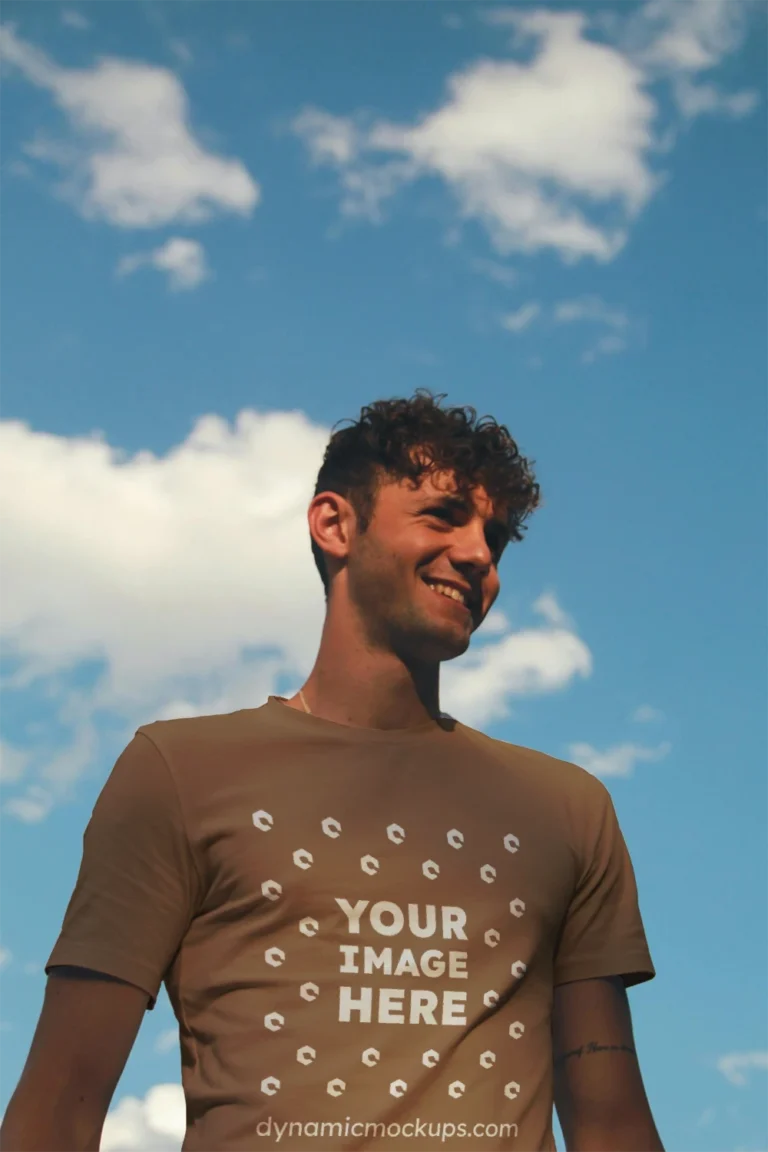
[554,1040,636,1067]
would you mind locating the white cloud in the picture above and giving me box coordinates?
[117,238,209,291]
[501,302,540,333]
[100,1083,184,1151]
[0,946,11,969]
[555,295,628,330]
[293,4,756,260]
[293,11,657,262]
[442,594,592,727]
[61,10,89,31]
[632,703,663,723]
[625,0,759,121]
[0,741,29,783]
[169,40,193,66]
[1,409,592,817]
[582,333,627,364]
[716,1051,768,1088]
[567,739,671,778]
[154,1028,179,1055]
[470,257,517,286]
[0,25,259,228]
[532,591,573,629]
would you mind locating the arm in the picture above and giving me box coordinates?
[552,975,664,1152]
[0,968,148,1152]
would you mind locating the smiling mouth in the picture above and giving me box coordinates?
[422,578,472,612]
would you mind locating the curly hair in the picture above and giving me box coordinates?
[311,389,541,595]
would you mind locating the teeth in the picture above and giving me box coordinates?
[426,581,467,605]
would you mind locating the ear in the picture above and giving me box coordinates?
[308,491,358,578]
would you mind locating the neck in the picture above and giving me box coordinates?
[286,598,442,731]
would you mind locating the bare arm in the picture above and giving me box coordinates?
[552,975,664,1152]
[0,968,149,1152]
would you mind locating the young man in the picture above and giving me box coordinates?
[1,391,663,1152]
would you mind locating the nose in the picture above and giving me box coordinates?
[450,520,495,575]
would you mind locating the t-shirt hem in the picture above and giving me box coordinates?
[553,953,656,988]
[45,942,161,1008]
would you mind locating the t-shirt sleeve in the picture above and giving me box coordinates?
[553,777,655,988]
[46,731,202,1008]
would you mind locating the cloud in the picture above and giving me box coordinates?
[582,333,627,364]
[501,302,540,333]
[0,25,259,228]
[442,594,592,727]
[470,257,517,286]
[0,946,11,969]
[631,704,664,723]
[567,739,671,778]
[293,10,657,262]
[554,295,628,330]
[0,741,29,783]
[169,40,193,66]
[1,409,592,818]
[101,1083,185,1151]
[117,238,209,291]
[717,1051,768,1088]
[625,0,759,121]
[293,4,757,261]
[154,1028,179,1055]
[61,10,89,31]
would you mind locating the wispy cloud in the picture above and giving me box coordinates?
[0,25,259,228]
[117,238,210,291]
[0,946,11,969]
[717,1050,768,1088]
[60,9,89,31]
[154,1028,179,1055]
[567,739,671,778]
[470,257,518,287]
[632,704,664,723]
[555,295,629,330]
[501,302,540,333]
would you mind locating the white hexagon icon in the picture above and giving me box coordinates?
[509,1021,525,1040]
[483,990,499,1008]
[484,928,500,948]
[299,917,319,937]
[480,864,497,884]
[387,823,406,845]
[293,848,313,870]
[511,960,528,979]
[390,1079,407,1098]
[296,1045,316,1066]
[252,809,273,832]
[322,817,341,838]
[448,1080,465,1099]
[261,879,282,902]
[479,1050,496,1069]
[504,1081,521,1100]
[509,897,526,918]
[362,1047,380,1067]
[504,832,520,854]
[422,1049,440,1068]
[361,854,379,875]
[422,859,440,880]
[447,828,464,849]
[264,947,285,968]
[261,1075,280,1096]
[300,982,319,1002]
[264,1012,284,1032]
[327,1078,346,1097]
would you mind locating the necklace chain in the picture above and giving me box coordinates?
[299,688,312,715]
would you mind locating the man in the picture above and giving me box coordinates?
[1,391,663,1152]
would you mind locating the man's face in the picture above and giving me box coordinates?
[343,469,509,664]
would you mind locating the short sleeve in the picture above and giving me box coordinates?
[553,779,655,988]
[46,732,202,1008]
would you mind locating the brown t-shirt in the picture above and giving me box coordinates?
[47,696,654,1152]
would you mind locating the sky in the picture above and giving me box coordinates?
[0,1,766,1149]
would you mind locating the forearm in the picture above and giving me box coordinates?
[0,1090,104,1151]
[562,1117,665,1152]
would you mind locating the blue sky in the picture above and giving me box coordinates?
[1,2,766,1149]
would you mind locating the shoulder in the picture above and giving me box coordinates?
[137,706,266,760]
[454,722,612,811]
